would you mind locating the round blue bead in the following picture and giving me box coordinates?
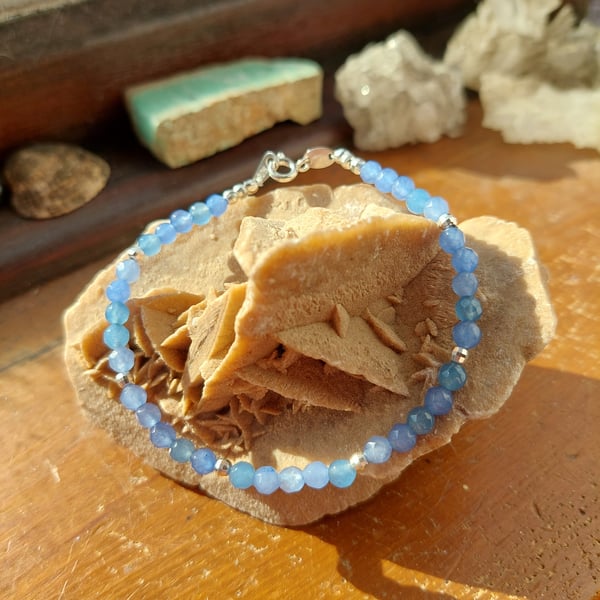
[190,448,217,475]
[116,259,140,284]
[149,422,176,448]
[360,160,382,184]
[229,461,255,489]
[456,296,483,321]
[108,347,135,373]
[391,175,415,200]
[170,438,195,463]
[105,301,129,325]
[170,209,193,233]
[438,362,467,391]
[451,247,479,273]
[453,321,482,349]
[253,466,279,495]
[388,423,417,452]
[407,407,435,435]
[120,383,147,410]
[135,403,161,428]
[328,460,356,488]
[205,194,228,217]
[424,386,453,416]
[189,202,212,225]
[423,196,449,222]
[364,436,393,464]
[406,188,430,215]
[103,324,130,349]
[279,466,305,493]
[106,279,130,303]
[156,222,177,244]
[374,168,398,193]
[303,461,329,489]
[137,233,161,256]
[439,227,465,253]
[452,272,478,296]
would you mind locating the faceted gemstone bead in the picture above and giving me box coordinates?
[135,403,161,428]
[189,202,212,225]
[170,209,193,233]
[453,321,482,349]
[456,296,483,321]
[438,362,467,391]
[253,466,279,495]
[120,383,147,410]
[278,466,305,493]
[423,196,449,222]
[374,167,398,193]
[105,301,130,325]
[205,193,228,217]
[388,423,417,452]
[170,438,195,462]
[137,233,161,256]
[407,407,435,435]
[303,461,329,489]
[451,247,479,273]
[406,188,430,215]
[116,258,140,283]
[229,461,255,489]
[452,272,478,297]
[103,324,130,349]
[439,227,465,254]
[359,160,382,184]
[424,386,453,416]
[156,222,177,244]
[363,436,393,464]
[108,347,135,373]
[391,175,415,200]
[106,279,130,303]
[149,422,176,448]
[328,459,356,488]
[191,448,217,475]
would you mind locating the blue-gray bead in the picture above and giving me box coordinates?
[388,423,416,452]
[363,435,393,464]
[303,461,329,489]
[136,403,161,428]
[438,362,467,391]
[137,233,161,256]
[229,461,255,489]
[423,196,449,222]
[149,422,176,448]
[156,222,177,244]
[120,383,147,410]
[170,438,195,462]
[456,296,483,321]
[106,279,130,303]
[190,448,217,475]
[108,347,135,373]
[170,209,193,233]
[374,167,398,193]
[253,466,279,495]
[452,272,478,296]
[328,459,356,488]
[189,202,211,225]
[278,466,305,493]
[103,324,130,349]
[451,247,479,273]
[439,227,465,253]
[205,194,228,217]
[424,386,453,415]
[453,321,481,348]
[406,188,430,215]
[391,175,415,200]
[359,160,382,184]
[407,407,435,435]
[116,259,140,283]
[105,301,129,325]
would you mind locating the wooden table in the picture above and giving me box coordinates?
[2,103,599,599]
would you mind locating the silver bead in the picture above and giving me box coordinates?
[349,452,368,471]
[437,213,458,230]
[115,373,131,388]
[215,458,232,476]
[451,346,469,363]
[331,147,357,171]
[349,157,365,175]
[126,247,139,259]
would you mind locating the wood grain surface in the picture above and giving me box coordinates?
[1,103,599,599]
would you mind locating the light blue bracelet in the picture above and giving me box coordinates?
[103,147,481,495]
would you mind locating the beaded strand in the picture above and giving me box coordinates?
[102,148,481,495]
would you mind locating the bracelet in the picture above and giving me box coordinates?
[102,147,482,495]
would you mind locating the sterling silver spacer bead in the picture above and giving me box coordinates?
[451,346,469,364]
[437,213,458,230]
[215,458,232,476]
[115,373,131,388]
[349,452,368,471]
[126,247,139,259]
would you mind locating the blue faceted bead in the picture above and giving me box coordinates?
[189,202,212,225]
[106,279,130,303]
[451,247,479,273]
[388,423,417,452]
[103,324,130,349]
[424,386,453,416]
[253,466,279,495]
[156,222,177,244]
[453,321,482,349]
[439,227,465,254]
[108,347,135,373]
[407,407,435,435]
[303,461,329,489]
[438,362,467,391]
[116,258,140,283]
[360,160,382,184]
[391,175,415,200]
[229,461,255,489]
[120,383,147,410]
[149,422,176,448]
[364,436,393,464]
[328,459,356,488]
[456,296,483,321]
[452,272,478,296]
[423,196,449,222]
[170,438,195,463]
[406,188,430,215]
[190,448,216,475]
[170,209,193,233]
[136,403,161,428]
[278,466,305,493]
[105,301,129,325]
[137,233,161,256]
[374,168,398,193]
[205,194,228,217]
